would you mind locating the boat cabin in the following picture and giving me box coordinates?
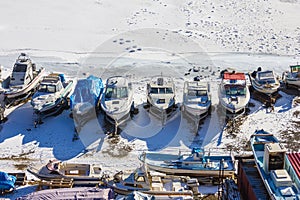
[104,77,130,100]
[263,143,286,173]
[223,72,247,96]
[147,77,174,95]
[38,75,64,93]
[257,71,276,84]
[10,53,35,87]
[290,65,300,73]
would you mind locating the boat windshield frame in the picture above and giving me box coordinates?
[150,87,173,94]
[38,84,57,93]
[13,64,28,72]
[224,85,246,96]
[105,86,128,99]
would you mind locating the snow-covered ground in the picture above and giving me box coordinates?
[0,0,299,198]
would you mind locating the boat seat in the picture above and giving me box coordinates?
[151,182,163,191]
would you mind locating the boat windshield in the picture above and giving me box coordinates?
[225,86,246,96]
[188,89,207,97]
[105,87,128,99]
[258,78,275,84]
[150,87,173,94]
[13,64,27,72]
[38,84,56,93]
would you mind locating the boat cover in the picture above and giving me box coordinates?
[0,171,16,190]
[70,76,104,109]
[17,187,114,200]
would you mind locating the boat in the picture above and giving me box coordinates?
[182,81,211,121]
[70,75,104,133]
[146,76,176,122]
[283,65,300,89]
[0,171,16,193]
[100,76,134,125]
[31,73,75,125]
[250,129,300,200]
[27,160,103,185]
[1,53,45,107]
[218,71,250,117]
[105,164,196,198]
[250,68,280,95]
[139,147,236,178]
[18,187,114,200]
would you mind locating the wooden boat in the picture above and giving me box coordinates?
[31,73,74,125]
[100,76,134,125]
[27,160,103,185]
[1,53,45,107]
[250,129,300,200]
[105,165,196,198]
[250,69,280,95]
[283,65,300,88]
[182,81,211,122]
[139,148,236,178]
[218,71,250,117]
[18,187,114,200]
[70,75,104,133]
[146,76,176,122]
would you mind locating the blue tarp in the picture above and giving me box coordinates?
[0,171,16,190]
[70,75,104,109]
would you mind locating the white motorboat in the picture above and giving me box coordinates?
[101,76,133,125]
[283,65,300,89]
[27,160,103,186]
[250,69,280,95]
[31,73,74,125]
[1,53,45,106]
[219,72,250,117]
[182,81,211,121]
[146,76,176,121]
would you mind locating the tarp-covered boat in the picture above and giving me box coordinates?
[250,129,300,200]
[139,148,235,178]
[70,75,104,132]
[0,171,16,193]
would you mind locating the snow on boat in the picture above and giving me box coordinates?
[27,160,103,185]
[146,76,176,123]
[1,53,45,106]
[105,164,196,198]
[139,148,236,178]
[70,75,104,133]
[182,81,211,122]
[31,73,75,125]
[18,187,114,200]
[283,65,300,89]
[250,69,280,95]
[218,72,250,117]
[0,171,16,193]
[101,76,133,125]
[250,129,300,200]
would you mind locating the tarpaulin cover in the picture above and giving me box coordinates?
[0,171,16,190]
[70,75,104,109]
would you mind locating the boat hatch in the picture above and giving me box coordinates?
[157,78,164,86]
[271,169,293,187]
[157,99,165,104]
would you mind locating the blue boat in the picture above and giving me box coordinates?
[70,75,104,132]
[0,171,16,193]
[250,129,300,200]
[139,148,236,178]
